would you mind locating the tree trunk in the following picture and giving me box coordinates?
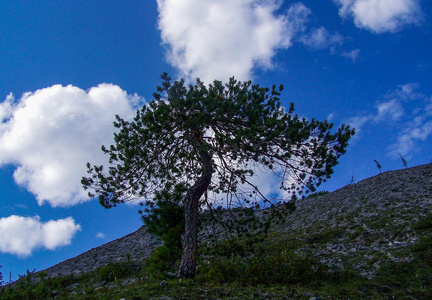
[177,146,212,278]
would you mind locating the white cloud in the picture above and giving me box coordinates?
[375,99,404,122]
[346,115,370,133]
[0,93,14,121]
[334,0,423,33]
[391,117,432,158]
[0,215,81,257]
[299,27,361,63]
[0,84,140,207]
[348,83,421,130]
[341,49,360,63]
[300,27,344,51]
[347,83,432,158]
[96,232,105,239]
[157,0,311,83]
[375,83,423,123]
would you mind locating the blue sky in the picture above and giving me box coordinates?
[1,0,431,281]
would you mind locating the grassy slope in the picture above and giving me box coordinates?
[2,164,432,299]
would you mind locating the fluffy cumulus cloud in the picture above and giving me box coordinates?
[348,83,432,158]
[157,0,311,83]
[0,84,140,207]
[334,0,423,33]
[0,215,81,257]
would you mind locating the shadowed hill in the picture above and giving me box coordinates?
[42,226,162,277]
[41,163,432,279]
[280,163,432,278]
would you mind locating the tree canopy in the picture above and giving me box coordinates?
[82,73,354,278]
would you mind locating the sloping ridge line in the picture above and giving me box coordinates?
[41,163,432,278]
[42,224,162,277]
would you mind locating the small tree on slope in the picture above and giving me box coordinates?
[82,74,354,278]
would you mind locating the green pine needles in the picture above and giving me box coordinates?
[82,73,354,278]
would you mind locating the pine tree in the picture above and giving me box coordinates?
[0,265,3,287]
[82,73,354,278]
[374,159,382,173]
[399,153,408,168]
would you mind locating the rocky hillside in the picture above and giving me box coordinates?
[280,162,432,278]
[42,226,162,277]
[42,163,432,279]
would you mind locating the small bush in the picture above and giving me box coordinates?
[413,214,432,231]
[145,244,181,279]
[199,249,328,286]
[98,262,133,282]
[305,227,344,244]
[0,270,51,299]
[349,226,364,240]
[411,236,432,266]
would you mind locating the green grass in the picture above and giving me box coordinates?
[3,213,432,299]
